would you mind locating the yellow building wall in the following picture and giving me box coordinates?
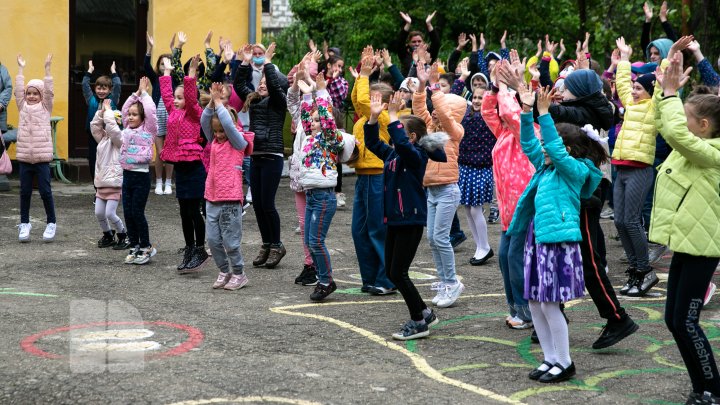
[0,1,70,159]
[0,0,262,161]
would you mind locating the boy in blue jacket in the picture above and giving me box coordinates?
[82,60,121,182]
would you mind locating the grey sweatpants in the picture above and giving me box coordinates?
[206,201,244,275]
[613,166,654,271]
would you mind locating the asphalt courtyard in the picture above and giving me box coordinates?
[0,175,716,404]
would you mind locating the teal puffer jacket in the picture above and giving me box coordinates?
[507,112,603,243]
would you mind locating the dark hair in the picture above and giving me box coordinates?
[689,85,719,95]
[685,93,720,138]
[242,75,266,113]
[439,73,455,85]
[94,75,112,88]
[399,114,428,141]
[555,123,609,167]
[154,53,172,74]
[370,82,393,103]
[589,59,602,76]
[326,55,344,69]
[601,78,613,101]
[407,31,424,42]
[128,101,145,121]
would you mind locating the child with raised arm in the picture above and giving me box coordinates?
[510,86,603,383]
[15,53,56,242]
[653,53,720,404]
[90,99,126,248]
[365,90,448,340]
[83,60,121,184]
[160,55,209,273]
[118,77,157,264]
[201,83,254,291]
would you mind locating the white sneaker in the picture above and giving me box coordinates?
[336,192,346,208]
[437,282,465,308]
[163,183,172,195]
[246,189,252,204]
[18,223,32,243]
[155,182,163,195]
[294,226,301,235]
[431,282,445,305]
[43,223,56,242]
[125,247,139,264]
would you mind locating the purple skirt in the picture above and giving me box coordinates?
[523,220,585,302]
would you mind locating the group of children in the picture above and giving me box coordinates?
[9,4,720,399]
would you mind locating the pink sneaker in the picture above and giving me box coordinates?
[224,273,249,291]
[213,272,232,289]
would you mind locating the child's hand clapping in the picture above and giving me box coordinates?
[616,37,632,61]
[536,86,554,115]
[102,98,112,112]
[359,56,374,77]
[210,82,224,106]
[137,76,150,95]
[315,73,326,91]
[387,91,403,122]
[241,44,253,64]
[657,53,692,97]
[265,42,276,65]
[297,80,312,95]
[428,62,440,86]
[188,55,200,78]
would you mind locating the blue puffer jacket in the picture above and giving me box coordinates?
[507,112,602,243]
[364,120,446,226]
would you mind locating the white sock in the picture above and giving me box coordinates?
[156,178,162,184]
[465,206,491,259]
[422,308,432,318]
[541,301,572,374]
[165,179,172,186]
[529,300,557,366]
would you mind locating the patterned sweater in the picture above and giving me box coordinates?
[298,89,344,190]
[459,106,496,168]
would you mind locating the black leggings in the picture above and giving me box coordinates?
[178,198,205,247]
[386,225,426,321]
[250,154,284,244]
[665,252,720,395]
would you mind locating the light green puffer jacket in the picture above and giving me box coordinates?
[649,96,720,257]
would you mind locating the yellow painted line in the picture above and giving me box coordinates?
[509,385,595,401]
[652,354,686,370]
[634,306,663,321]
[434,335,518,347]
[166,396,323,405]
[440,363,490,373]
[271,303,525,404]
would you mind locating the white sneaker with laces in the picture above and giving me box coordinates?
[18,223,32,243]
[163,183,172,195]
[43,223,56,242]
[154,182,163,195]
[336,192,346,208]
[437,282,465,308]
[431,281,445,305]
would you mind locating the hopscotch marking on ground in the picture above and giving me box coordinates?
[166,396,323,405]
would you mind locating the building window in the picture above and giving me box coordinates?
[262,0,270,14]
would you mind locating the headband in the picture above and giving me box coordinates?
[581,124,602,144]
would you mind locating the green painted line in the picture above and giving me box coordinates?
[440,363,491,373]
[509,384,597,401]
[0,291,58,297]
[584,368,678,387]
[0,288,16,290]
[334,288,366,295]
[434,335,517,347]
[435,313,508,328]
[516,337,538,365]
[404,339,417,353]
[499,362,534,369]
[634,306,663,320]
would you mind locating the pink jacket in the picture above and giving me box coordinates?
[159,76,203,162]
[14,75,53,164]
[90,110,123,188]
[482,90,538,231]
[413,91,467,186]
[205,135,254,202]
[118,92,157,170]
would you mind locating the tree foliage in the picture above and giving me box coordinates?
[273,0,719,74]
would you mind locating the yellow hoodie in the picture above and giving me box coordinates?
[350,76,389,175]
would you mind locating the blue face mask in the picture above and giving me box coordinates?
[252,56,265,65]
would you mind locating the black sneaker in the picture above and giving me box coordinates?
[177,246,193,271]
[488,206,499,224]
[531,329,539,343]
[97,231,115,248]
[424,309,439,327]
[686,392,703,405]
[368,286,398,295]
[294,264,314,284]
[392,319,430,340]
[361,285,372,293]
[450,232,467,248]
[592,316,639,349]
[310,281,337,302]
[619,267,638,295]
[301,267,319,286]
[627,269,659,297]
[112,233,130,250]
[183,246,209,271]
[701,391,720,404]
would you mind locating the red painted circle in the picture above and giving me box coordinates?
[20,321,204,360]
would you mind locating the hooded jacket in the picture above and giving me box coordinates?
[350,75,390,175]
[645,38,673,61]
[413,91,467,186]
[90,109,123,188]
[14,75,53,164]
[649,96,720,257]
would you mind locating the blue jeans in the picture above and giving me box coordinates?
[305,188,337,285]
[351,174,393,289]
[122,170,151,248]
[19,162,56,224]
[206,202,244,275]
[498,230,531,321]
[427,183,460,284]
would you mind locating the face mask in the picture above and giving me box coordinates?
[252,56,265,65]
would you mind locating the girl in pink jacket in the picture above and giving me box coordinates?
[90,99,126,249]
[15,53,56,243]
[481,62,539,330]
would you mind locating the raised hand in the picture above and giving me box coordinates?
[416,43,429,66]
[387,91,403,120]
[528,63,540,81]
[162,57,172,75]
[177,32,188,49]
[219,36,227,51]
[316,72,326,91]
[428,62,440,85]
[103,98,112,111]
[658,53,692,96]
[322,40,329,59]
[110,61,116,74]
[348,66,359,79]
[457,33,469,50]
[536,39,543,58]
[169,33,176,51]
[359,56,374,77]
[399,11,411,24]
[469,33,478,52]
[582,32,590,53]
[643,1,653,22]
[368,91,385,124]
[536,86,554,115]
[500,30,507,49]
[265,42,276,64]
[223,44,235,63]
[425,10,437,25]
[361,45,374,60]
[373,50,384,68]
[241,44,253,64]
[610,48,621,68]
[45,54,53,74]
[204,30,213,49]
[518,82,535,109]
[659,1,668,22]
[308,39,317,53]
[146,32,154,52]
[381,48,392,68]
[188,54,200,78]
[479,33,486,51]
[459,59,470,79]
[668,35,694,59]
[88,60,94,74]
[415,60,429,86]
[297,80,312,95]
[616,37,632,60]
[210,82,224,105]
[558,38,566,59]
[509,49,526,75]
[137,76,150,95]
[545,34,557,56]
[310,50,322,63]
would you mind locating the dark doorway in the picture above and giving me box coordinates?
[68,0,148,158]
